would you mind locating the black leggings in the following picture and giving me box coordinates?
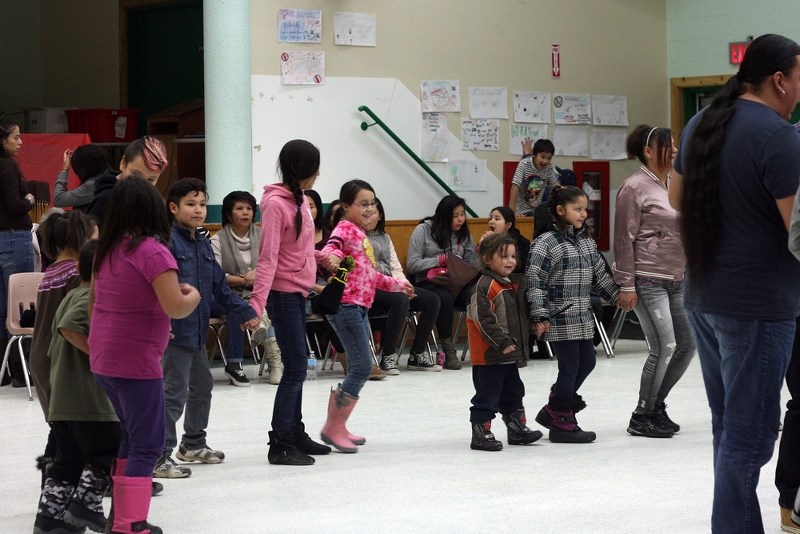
[414,281,473,340]
[48,420,122,483]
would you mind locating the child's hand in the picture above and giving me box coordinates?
[242,317,260,331]
[402,281,416,299]
[532,321,550,337]
[478,230,493,245]
[502,344,516,354]
[522,137,533,156]
[327,255,341,272]
[618,291,637,312]
[62,149,73,170]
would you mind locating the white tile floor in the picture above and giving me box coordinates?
[1,339,789,533]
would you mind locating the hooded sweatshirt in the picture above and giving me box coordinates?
[86,168,119,222]
[249,184,328,317]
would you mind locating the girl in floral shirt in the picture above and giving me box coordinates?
[320,180,413,453]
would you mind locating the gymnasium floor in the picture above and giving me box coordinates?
[1,339,788,533]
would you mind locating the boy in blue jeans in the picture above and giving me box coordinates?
[154,178,260,478]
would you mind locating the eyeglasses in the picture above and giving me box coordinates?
[354,201,378,209]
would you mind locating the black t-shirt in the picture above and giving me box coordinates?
[675,99,800,320]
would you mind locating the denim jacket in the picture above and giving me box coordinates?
[168,223,256,350]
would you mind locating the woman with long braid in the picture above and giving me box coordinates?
[670,34,800,533]
[249,140,335,465]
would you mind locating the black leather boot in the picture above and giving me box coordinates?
[268,430,314,465]
[292,423,331,455]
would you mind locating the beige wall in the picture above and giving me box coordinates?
[252,0,669,189]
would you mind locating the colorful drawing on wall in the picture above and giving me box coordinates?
[461,118,500,151]
[422,113,449,162]
[513,91,551,123]
[277,9,322,43]
[334,11,376,46]
[449,159,487,191]
[591,95,629,126]
[553,93,592,125]
[468,87,508,119]
[509,124,549,156]
[420,80,461,113]
[280,51,325,85]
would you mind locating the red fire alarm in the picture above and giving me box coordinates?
[729,41,750,65]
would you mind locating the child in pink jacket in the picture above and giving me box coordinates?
[319,179,413,453]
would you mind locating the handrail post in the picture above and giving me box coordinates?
[358,105,478,217]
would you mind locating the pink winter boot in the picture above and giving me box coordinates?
[110,475,162,533]
[320,386,360,453]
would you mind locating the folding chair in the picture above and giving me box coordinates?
[207,317,227,366]
[0,272,44,401]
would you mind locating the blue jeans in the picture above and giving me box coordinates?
[327,304,372,397]
[267,291,308,432]
[633,277,696,413]
[0,229,34,339]
[688,311,794,533]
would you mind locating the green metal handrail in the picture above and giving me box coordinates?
[358,105,478,217]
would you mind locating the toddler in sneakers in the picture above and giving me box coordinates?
[157,179,259,478]
[467,233,541,451]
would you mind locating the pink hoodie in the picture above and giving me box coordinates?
[249,184,328,317]
[322,219,406,309]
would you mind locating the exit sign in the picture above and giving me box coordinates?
[729,41,750,65]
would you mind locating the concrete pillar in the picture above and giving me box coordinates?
[203,0,251,222]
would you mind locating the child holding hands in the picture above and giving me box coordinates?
[467,233,542,451]
[526,185,619,443]
[320,179,414,453]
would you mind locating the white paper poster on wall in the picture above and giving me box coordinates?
[333,12,376,46]
[509,124,549,156]
[553,125,589,156]
[590,127,627,160]
[461,118,499,151]
[420,80,461,113]
[553,93,592,125]
[591,95,629,126]
[422,113,449,162]
[468,87,508,119]
[277,9,322,43]
[449,159,487,191]
[513,91,551,123]
[280,51,325,85]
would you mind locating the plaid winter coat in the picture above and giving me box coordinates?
[526,225,618,342]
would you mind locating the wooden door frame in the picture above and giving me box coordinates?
[670,74,731,141]
[118,0,200,107]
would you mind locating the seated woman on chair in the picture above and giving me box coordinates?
[210,191,282,386]
[366,198,441,374]
[406,194,478,371]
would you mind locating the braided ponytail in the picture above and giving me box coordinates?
[277,139,320,239]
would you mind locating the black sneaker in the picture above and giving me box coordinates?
[627,412,674,438]
[407,352,442,372]
[225,363,250,387]
[653,402,680,433]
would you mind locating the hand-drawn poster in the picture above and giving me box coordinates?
[590,127,627,160]
[280,51,325,85]
[591,95,629,126]
[334,11,376,46]
[277,9,322,43]
[461,118,500,151]
[449,159,487,191]
[513,91,551,123]
[509,124,549,156]
[420,80,461,113]
[469,87,508,119]
[422,113,449,162]
[553,125,589,156]
[553,93,592,125]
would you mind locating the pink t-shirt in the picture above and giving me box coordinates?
[89,237,178,379]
